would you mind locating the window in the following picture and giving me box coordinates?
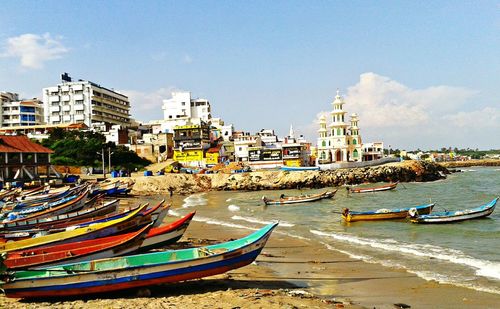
[322,141,326,147]
[353,149,358,158]
[353,138,357,145]
[337,128,341,135]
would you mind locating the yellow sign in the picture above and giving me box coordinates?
[174,150,203,162]
[205,152,219,165]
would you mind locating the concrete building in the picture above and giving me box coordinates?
[0,92,44,127]
[317,90,363,164]
[173,122,211,167]
[234,134,262,162]
[153,91,212,134]
[42,73,130,128]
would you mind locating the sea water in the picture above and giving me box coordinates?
[167,166,500,295]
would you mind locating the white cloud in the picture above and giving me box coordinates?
[120,86,178,122]
[1,33,69,69]
[307,72,499,149]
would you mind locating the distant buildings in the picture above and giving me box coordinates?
[0,92,44,127]
[42,73,130,128]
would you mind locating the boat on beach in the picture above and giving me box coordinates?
[342,203,435,222]
[347,182,398,193]
[262,190,337,205]
[409,198,498,224]
[0,222,278,298]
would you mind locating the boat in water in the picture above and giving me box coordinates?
[347,182,398,193]
[342,203,435,222]
[262,190,337,205]
[409,198,498,224]
[0,222,278,298]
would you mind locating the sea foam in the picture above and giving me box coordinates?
[182,193,207,208]
[227,205,240,212]
[310,230,500,281]
[231,215,294,227]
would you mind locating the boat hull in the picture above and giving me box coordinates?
[411,198,497,224]
[343,204,434,222]
[348,183,398,193]
[263,190,336,205]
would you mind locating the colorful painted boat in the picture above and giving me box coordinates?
[14,186,73,207]
[280,166,320,171]
[262,190,337,205]
[0,199,119,232]
[0,203,150,253]
[410,198,498,224]
[347,182,398,193]
[2,224,152,270]
[0,222,278,298]
[139,211,196,252]
[342,203,435,222]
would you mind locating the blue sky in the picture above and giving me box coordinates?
[0,1,499,150]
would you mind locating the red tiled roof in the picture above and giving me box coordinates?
[0,135,54,153]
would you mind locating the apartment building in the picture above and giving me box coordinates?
[0,92,44,127]
[42,74,130,128]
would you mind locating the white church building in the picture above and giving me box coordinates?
[317,90,364,165]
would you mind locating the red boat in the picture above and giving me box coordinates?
[348,182,398,193]
[1,212,196,270]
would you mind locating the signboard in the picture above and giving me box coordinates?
[249,149,282,162]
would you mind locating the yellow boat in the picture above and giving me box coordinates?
[0,203,148,253]
[341,203,434,222]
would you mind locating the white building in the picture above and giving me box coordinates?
[0,92,44,127]
[154,91,212,133]
[317,90,363,164]
[256,129,279,145]
[234,134,262,162]
[42,74,130,128]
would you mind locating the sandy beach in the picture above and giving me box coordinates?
[2,207,499,309]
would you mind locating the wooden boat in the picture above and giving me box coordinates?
[1,188,89,225]
[0,222,278,298]
[2,224,152,270]
[280,166,320,171]
[347,182,398,193]
[1,211,196,270]
[139,211,196,252]
[0,203,150,253]
[14,186,72,206]
[262,190,337,205]
[410,198,498,224]
[0,201,165,241]
[342,203,435,222]
[0,199,119,232]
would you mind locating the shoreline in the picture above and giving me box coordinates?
[1,202,499,308]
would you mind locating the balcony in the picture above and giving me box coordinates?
[50,106,60,112]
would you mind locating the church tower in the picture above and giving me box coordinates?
[328,90,349,161]
[349,113,363,162]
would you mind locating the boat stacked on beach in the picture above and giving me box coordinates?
[0,180,279,299]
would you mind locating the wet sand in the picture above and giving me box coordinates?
[2,211,500,308]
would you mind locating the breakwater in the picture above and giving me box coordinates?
[131,160,447,195]
[438,159,500,168]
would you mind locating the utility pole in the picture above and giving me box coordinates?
[97,148,105,178]
[108,147,114,174]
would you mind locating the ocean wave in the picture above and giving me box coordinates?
[167,209,182,217]
[228,205,240,212]
[182,193,207,208]
[310,230,500,281]
[318,238,500,295]
[226,198,232,202]
[231,215,294,227]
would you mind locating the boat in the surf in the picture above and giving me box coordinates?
[280,166,320,171]
[409,198,498,224]
[342,203,435,222]
[347,182,398,193]
[262,190,337,205]
[0,222,278,298]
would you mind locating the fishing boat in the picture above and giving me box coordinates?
[0,222,278,298]
[2,224,152,270]
[139,211,196,252]
[347,182,398,193]
[262,190,337,205]
[280,166,320,171]
[342,203,435,222]
[0,203,150,253]
[409,198,498,224]
[0,199,119,232]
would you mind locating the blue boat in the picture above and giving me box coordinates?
[410,197,498,224]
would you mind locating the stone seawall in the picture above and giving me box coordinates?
[438,159,500,168]
[131,160,447,195]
